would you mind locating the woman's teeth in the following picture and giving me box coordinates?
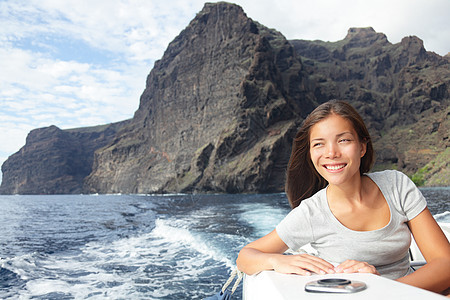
[325,164,345,170]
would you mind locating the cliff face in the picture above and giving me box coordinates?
[83,2,315,194]
[0,122,127,194]
[1,3,448,194]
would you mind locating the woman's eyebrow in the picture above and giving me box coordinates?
[310,137,324,142]
[311,131,354,141]
[337,131,354,137]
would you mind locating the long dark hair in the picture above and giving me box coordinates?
[285,100,374,208]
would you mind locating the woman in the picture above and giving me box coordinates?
[236,100,450,294]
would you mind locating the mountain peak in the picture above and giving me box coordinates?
[345,27,376,37]
[400,35,426,54]
[84,0,308,194]
[344,27,388,48]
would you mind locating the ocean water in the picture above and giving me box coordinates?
[0,189,448,299]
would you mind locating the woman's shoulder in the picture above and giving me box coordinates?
[367,169,410,184]
[293,188,327,212]
[367,169,423,201]
[283,188,328,229]
[293,188,327,211]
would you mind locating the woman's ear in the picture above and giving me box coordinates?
[360,141,367,158]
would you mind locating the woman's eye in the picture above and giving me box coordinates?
[312,143,323,147]
[339,139,351,143]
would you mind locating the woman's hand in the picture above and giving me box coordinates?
[270,253,336,276]
[236,230,336,276]
[335,259,379,275]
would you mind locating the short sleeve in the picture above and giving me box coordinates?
[394,170,427,220]
[276,203,314,251]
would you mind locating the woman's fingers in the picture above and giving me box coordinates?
[304,254,335,269]
[273,254,335,275]
[335,260,379,275]
[294,254,336,275]
[276,263,314,276]
[273,256,380,276]
[335,259,355,272]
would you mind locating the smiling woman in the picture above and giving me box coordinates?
[309,114,367,190]
[285,101,374,208]
[236,100,450,295]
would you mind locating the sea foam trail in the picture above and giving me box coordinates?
[1,203,246,298]
[1,243,143,298]
[3,226,227,299]
[239,203,288,238]
[434,211,450,223]
[152,218,235,270]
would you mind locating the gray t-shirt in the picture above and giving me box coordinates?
[276,170,427,279]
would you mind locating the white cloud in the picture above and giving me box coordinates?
[0,123,33,154]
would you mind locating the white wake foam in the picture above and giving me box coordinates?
[1,220,235,299]
[239,203,288,237]
[151,218,234,270]
[434,211,450,223]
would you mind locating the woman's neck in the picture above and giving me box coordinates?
[327,173,365,205]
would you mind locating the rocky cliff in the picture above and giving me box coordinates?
[83,2,315,194]
[0,121,127,194]
[1,2,448,194]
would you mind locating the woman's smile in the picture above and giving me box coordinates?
[323,163,347,172]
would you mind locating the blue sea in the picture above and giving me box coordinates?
[0,189,448,299]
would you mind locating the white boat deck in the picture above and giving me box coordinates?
[243,271,447,299]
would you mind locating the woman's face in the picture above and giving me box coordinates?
[309,114,367,187]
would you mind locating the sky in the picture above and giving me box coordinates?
[1,0,449,180]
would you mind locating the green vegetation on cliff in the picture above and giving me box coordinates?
[411,148,450,186]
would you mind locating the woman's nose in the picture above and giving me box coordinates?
[325,143,339,158]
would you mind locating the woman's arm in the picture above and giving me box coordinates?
[396,208,450,293]
[236,229,335,275]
